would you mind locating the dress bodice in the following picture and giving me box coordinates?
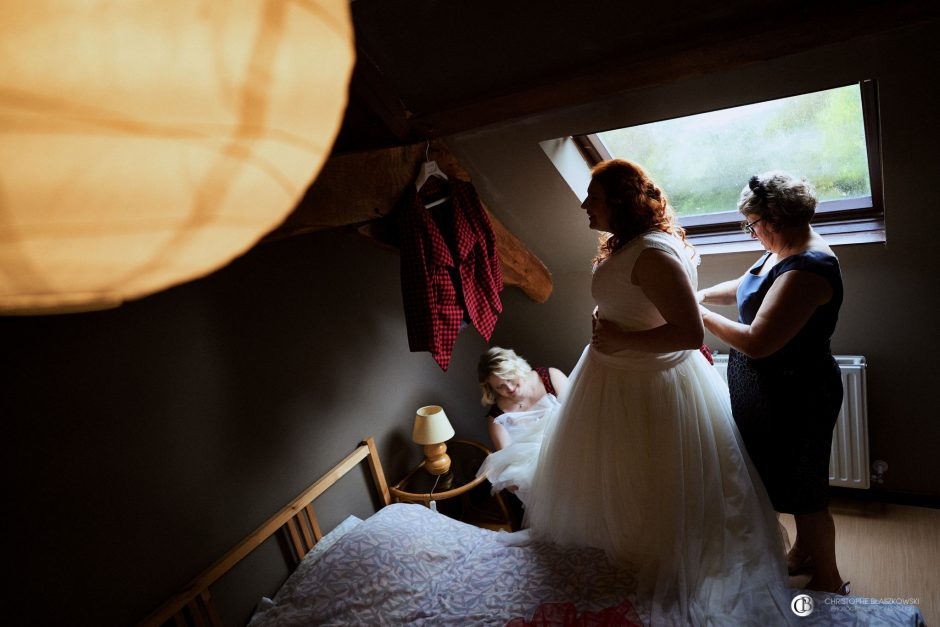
[592,231,698,331]
[589,231,699,370]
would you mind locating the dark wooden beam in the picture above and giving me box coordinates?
[263,141,553,303]
[347,45,414,143]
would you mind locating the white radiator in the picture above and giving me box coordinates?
[712,354,869,489]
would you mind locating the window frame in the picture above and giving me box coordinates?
[572,80,885,252]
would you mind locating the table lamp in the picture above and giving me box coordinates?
[412,405,456,475]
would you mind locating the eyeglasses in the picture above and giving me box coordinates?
[742,217,763,235]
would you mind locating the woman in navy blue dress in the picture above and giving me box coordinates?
[697,172,848,595]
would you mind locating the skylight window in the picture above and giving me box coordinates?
[564,81,884,252]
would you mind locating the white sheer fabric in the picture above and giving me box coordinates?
[522,232,796,626]
[477,393,561,504]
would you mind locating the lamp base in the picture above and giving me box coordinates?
[422,442,452,475]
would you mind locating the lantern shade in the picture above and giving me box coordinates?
[0,1,354,314]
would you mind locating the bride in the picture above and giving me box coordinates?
[521,160,795,625]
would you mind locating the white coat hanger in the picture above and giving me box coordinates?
[415,141,449,194]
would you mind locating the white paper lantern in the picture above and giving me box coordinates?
[0,1,354,314]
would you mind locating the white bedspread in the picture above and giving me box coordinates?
[248,503,925,626]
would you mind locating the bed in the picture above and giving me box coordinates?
[139,438,926,627]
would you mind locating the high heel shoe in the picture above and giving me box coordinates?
[836,581,851,596]
[787,553,814,575]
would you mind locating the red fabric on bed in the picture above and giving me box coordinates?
[506,599,642,627]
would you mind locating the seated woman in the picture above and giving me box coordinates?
[476,347,568,509]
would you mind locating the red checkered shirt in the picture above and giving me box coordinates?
[399,178,502,370]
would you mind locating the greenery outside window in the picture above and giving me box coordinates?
[572,81,884,252]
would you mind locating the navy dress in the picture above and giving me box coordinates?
[728,250,844,514]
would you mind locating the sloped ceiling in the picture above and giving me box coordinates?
[333,0,939,154]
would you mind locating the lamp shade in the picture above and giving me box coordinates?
[412,405,456,445]
[0,1,354,315]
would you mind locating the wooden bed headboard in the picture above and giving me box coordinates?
[138,437,391,627]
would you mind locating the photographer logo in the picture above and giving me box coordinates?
[791,594,815,617]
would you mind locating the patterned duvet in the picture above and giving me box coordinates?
[247,503,925,626]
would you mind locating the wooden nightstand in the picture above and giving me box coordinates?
[390,438,513,531]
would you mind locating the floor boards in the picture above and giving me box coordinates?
[781,496,939,625]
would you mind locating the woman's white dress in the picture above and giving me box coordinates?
[477,393,560,505]
[523,231,795,626]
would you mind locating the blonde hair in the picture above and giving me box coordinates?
[477,346,532,406]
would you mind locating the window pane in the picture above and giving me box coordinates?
[595,84,872,218]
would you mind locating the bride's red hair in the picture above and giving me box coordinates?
[590,159,690,265]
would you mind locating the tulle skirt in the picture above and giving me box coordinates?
[523,345,795,626]
[477,407,554,506]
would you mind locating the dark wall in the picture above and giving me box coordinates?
[6,228,493,626]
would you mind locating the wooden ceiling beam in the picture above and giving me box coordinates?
[263,141,553,303]
[346,45,414,144]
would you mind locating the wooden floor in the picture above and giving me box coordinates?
[780,496,939,625]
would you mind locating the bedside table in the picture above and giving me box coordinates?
[390,438,513,530]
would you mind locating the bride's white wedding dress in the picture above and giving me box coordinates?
[522,231,795,626]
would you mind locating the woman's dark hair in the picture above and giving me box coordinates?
[739,171,817,230]
[590,159,688,265]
